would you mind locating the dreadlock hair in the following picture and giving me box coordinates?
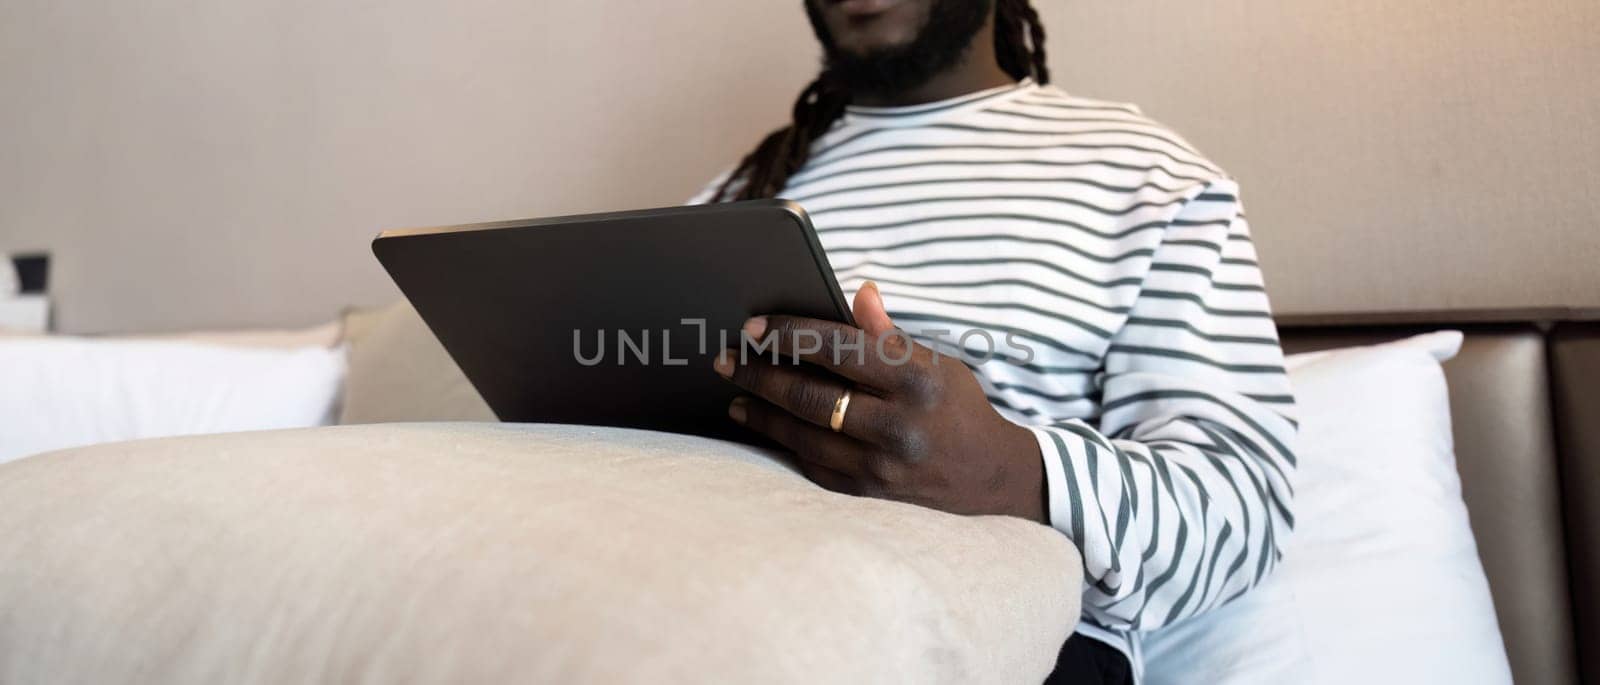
[712,0,1050,202]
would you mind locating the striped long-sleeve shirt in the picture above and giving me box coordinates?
[694,79,1297,673]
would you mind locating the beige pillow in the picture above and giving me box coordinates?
[0,423,1081,683]
[338,300,494,424]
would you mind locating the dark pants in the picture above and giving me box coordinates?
[1043,632,1133,685]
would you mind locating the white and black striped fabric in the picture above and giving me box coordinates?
[694,79,1297,674]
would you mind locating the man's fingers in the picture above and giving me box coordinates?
[741,314,920,393]
[716,352,898,444]
[730,396,872,477]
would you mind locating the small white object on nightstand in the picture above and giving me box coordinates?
[0,295,50,333]
[0,257,49,333]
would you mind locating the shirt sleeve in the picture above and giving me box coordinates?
[1028,179,1298,632]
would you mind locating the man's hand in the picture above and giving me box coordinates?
[713,282,1047,523]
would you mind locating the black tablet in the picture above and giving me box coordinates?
[373,199,853,442]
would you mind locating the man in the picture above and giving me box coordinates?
[695,1,1297,681]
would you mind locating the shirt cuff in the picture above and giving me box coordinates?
[1027,425,1076,538]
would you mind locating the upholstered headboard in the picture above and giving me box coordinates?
[1278,312,1599,684]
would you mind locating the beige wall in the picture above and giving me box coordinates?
[1052,0,1600,316]
[0,1,818,333]
[2,1,1597,334]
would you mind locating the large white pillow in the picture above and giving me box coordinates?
[1142,331,1512,684]
[0,337,345,464]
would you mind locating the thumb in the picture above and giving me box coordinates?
[851,281,896,337]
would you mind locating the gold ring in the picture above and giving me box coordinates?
[829,388,853,433]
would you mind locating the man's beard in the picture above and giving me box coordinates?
[805,0,994,98]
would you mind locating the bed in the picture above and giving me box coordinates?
[1,307,1594,683]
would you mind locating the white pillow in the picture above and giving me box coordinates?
[1142,331,1512,684]
[0,337,346,464]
